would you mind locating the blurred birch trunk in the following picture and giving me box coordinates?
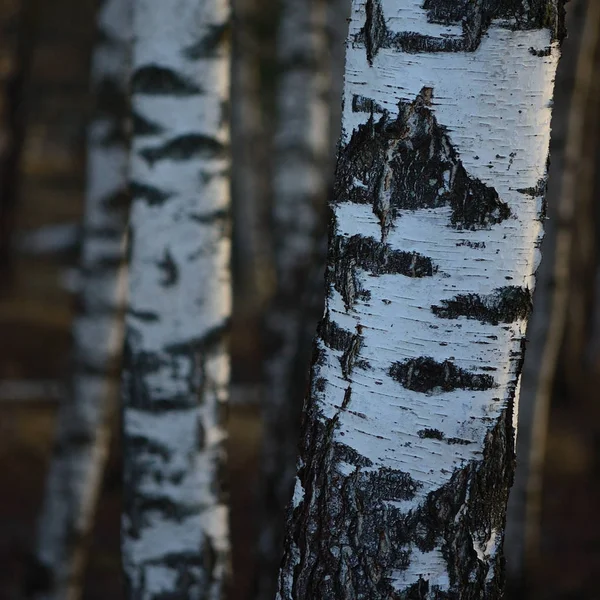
[255,1,332,598]
[121,0,232,597]
[28,1,130,598]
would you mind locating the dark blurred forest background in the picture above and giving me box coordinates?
[0,0,598,599]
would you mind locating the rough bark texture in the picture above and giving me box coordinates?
[28,1,130,598]
[276,1,563,599]
[122,1,232,598]
[504,0,599,587]
[256,1,331,598]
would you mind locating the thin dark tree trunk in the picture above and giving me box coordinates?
[28,1,130,598]
[255,1,331,598]
[0,0,37,282]
[276,1,564,598]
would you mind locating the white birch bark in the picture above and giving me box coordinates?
[505,0,600,585]
[122,1,232,598]
[277,1,564,598]
[256,1,331,597]
[29,1,130,598]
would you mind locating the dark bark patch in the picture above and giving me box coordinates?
[156,249,179,287]
[340,325,364,380]
[418,428,444,440]
[356,0,565,62]
[330,231,436,310]
[389,357,496,393]
[128,308,160,322]
[431,286,532,325]
[319,312,355,352]
[101,187,131,216]
[335,90,511,236]
[352,94,385,114]
[364,0,388,65]
[130,181,172,206]
[96,75,128,118]
[132,65,202,96]
[189,209,230,226]
[139,134,226,166]
[183,23,231,59]
[133,111,163,136]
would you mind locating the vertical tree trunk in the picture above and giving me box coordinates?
[505,0,600,588]
[29,1,130,598]
[0,0,36,280]
[276,2,564,598]
[256,1,331,598]
[230,0,273,325]
[122,1,232,598]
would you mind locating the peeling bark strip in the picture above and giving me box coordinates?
[122,1,231,599]
[31,2,130,599]
[277,1,562,599]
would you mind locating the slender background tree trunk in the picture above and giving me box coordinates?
[277,2,564,598]
[122,1,232,597]
[28,1,130,598]
[256,1,331,597]
[505,0,600,590]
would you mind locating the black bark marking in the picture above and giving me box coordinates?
[364,0,388,65]
[128,308,160,322]
[330,231,437,310]
[352,94,385,114]
[156,249,179,288]
[319,312,356,352]
[431,286,532,325]
[189,209,230,226]
[417,429,473,446]
[130,181,172,206]
[132,111,163,136]
[96,76,128,118]
[122,323,228,411]
[340,325,364,380]
[183,23,231,59]
[139,134,226,166]
[101,187,131,215]
[418,428,444,440]
[335,89,511,237]
[517,177,548,219]
[357,0,565,62]
[132,65,203,96]
[389,357,496,393]
[516,178,547,197]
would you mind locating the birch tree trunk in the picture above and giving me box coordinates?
[505,0,600,587]
[122,1,232,598]
[29,1,130,598]
[256,1,330,597]
[276,2,564,598]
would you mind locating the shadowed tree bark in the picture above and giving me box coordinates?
[276,1,564,598]
[0,0,37,282]
[255,0,331,598]
[121,0,232,598]
[505,0,600,591]
[28,1,130,598]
